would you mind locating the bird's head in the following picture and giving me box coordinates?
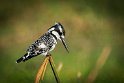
[48,22,69,53]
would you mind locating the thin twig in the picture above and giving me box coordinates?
[85,46,111,83]
[35,54,60,83]
[49,55,60,83]
[41,58,49,80]
[35,56,49,83]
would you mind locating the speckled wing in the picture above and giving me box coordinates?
[16,32,57,63]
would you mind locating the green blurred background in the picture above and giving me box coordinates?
[0,0,124,83]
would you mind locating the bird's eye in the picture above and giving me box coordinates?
[60,32,62,35]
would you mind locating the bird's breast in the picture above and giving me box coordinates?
[38,43,47,49]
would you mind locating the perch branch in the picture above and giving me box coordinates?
[35,56,49,83]
[49,55,60,83]
[35,54,60,83]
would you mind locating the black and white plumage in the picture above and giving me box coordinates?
[16,22,69,63]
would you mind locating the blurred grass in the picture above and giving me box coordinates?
[0,0,124,83]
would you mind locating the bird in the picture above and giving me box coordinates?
[16,22,69,63]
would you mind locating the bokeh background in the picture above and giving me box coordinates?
[0,0,124,83]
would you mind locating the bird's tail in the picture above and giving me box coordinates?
[16,53,28,63]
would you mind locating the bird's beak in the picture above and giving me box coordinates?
[60,37,69,53]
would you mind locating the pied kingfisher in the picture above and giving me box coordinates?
[16,22,69,63]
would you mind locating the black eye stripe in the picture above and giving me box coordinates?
[58,28,62,35]
[48,23,65,36]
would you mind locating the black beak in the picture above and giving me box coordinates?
[60,37,69,53]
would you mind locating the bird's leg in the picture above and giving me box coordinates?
[46,52,51,56]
